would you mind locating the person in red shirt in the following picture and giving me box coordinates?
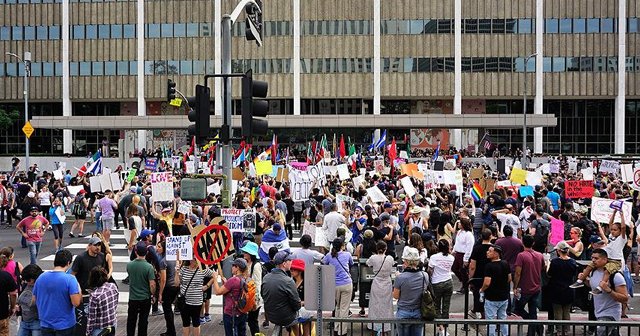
[16,206,49,265]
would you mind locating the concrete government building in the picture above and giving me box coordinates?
[0,0,638,156]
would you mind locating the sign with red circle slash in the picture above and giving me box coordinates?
[192,217,234,266]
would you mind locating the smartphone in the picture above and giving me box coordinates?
[396,265,404,273]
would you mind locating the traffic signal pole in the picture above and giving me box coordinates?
[221,15,233,203]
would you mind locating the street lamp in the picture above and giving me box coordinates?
[6,51,31,170]
[522,53,537,168]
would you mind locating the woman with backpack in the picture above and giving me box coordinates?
[69,189,89,238]
[48,197,66,253]
[210,258,250,336]
[240,241,262,336]
[393,247,431,336]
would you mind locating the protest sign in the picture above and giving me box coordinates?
[400,176,416,197]
[509,168,527,185]
[315,226,328,248]
[207,183,221,196]
[145,158,158,172]
[352,175,365,189]
[525,171,542,187]
[126,168,137,183]
[374,160,384,173]
[590,197,632,223]
[631,168,640,191]
[470,168,484,180]
[177,201,191,214]
[621,164,634,183]
[255,160,273,176]
[550,217,565,245]
[519,186,534,197]
[110,173,122,191]
[581,167,594,181]
[67,185,84,197]
[99,174,112,191]
[276,167,289,182]
[151,172,174,202]
[242,209,256,232]
[400,151,409,159]
[166,235,193,261]
[222,208,245,232]
[89,176,101,193]
[366,186,389,203]
[288,162,326,202]
[433,161,444,171]
[185,161,195,174]
[549,163,560,174]
[599,160,619,174]
[564,180,594,199]
[53,170,64,180]
[191,218,234,266]
[336,164,350,180]
[302,220,316,242]
[336,194,354,211]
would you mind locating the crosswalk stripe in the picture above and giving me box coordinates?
[65,243,129,250]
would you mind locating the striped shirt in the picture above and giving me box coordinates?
[179,267,213,306]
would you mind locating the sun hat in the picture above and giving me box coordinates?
[290,259,305,272]
[240,241,259,257]
[401,247,420,261]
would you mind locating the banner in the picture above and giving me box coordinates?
[221,208,248,232]
[166,235,192,261]
[288,162,326,202]
[564,180,594,199]
[151,172,174,202]
[590,197,632,223]
[599,160,619,174]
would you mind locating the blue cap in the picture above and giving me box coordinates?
[138,229,155,240]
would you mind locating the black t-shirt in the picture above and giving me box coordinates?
[483,260,510,301]
[470,243,492,283]
[72,251,106,293]
[380,226,397,257]
[0,270,17,319]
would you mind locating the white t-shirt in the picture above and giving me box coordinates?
[497,213,523,235]
[605,233,626,261]
[39,192,51,206]
[428,252,454,284]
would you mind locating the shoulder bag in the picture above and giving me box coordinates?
[177,269,197,310]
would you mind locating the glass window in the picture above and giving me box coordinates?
[144,61,154,75]
[104,61,115,75]
[498,57,513,72]
[147,23,160,38]
[30,62,41,76]
[552,57,565,71]
[423,19,437,33]
[492,19,506,34]
[180,60,192,74]
[186,23,199,37]
[464,19,478,33]
[123,24,135,38]
[98,24,110,38]
[91,62,103,75]
[85,25,97,39]
[545,19,559,33]
[514,57,525,72]
[174,23,186,37]
[397,20,410,34]
[69,62,79,76]
[0,63,4,77]
[55,62,62,76]
[129,61,137,75]
[193,60,205,74]
[72,25,84,39]
[594,57,606,71]
[12,26,23,40]
[567,57,580,71]
[117,61,128,75]
[206,60,214,73]
[82,62,93,76]
[625,57,634,72]
[559,19,572,33]
[504,19,516,33]
[167,61,179,74]
[478,19,491,33]
[6,63,17,77]
[438,19,453,33]
[36,26,48,40]
[587,18,599,33]
[1,27,10,40]
[628,18,638,33]
[580,57,593,71]
[517,19,532,34]
[542,57,552,72]
[23,26,35,40]
[42,62,54,76]
[573,18,586,33]
[161,23,173,37]
[111,24,122,38]
[601,18,614,33]
[607,57,617,71]
[200,23,211,36]
[49,25,60,39]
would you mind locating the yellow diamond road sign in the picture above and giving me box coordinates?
[22,121,34,138]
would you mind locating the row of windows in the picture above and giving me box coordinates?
[2,56,640,77]
[0,0,132,3]
[3,18,639,41]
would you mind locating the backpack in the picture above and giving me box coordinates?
[72,196,87,217]
[420,272,436,321]
[235,275,257,314]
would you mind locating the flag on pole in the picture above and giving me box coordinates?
[332,133,338,160]
[347,137,356,156]
[432,141,440,162]
[78,150,102,176]
[316,134,327,163]
[339,134,346,159]
[480,133,494,151]
[271,134,278,164]
[471,181,485,202]
[375,130,387,151]
[306,142,313,164]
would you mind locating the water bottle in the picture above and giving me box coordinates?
[479,292,485,303]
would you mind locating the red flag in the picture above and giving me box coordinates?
[339,134,346,159]
[388,137,397,162]
[271,134,278,164]
[183,136,196,171]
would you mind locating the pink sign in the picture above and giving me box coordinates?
[550,217,565,245]
[289,162,308,171]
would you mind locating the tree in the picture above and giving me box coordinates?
[0,107,19,131]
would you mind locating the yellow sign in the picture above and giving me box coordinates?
[169,97,183,107]
[255,160,273,176]
[22,121,34,138]
[509,168,528,185]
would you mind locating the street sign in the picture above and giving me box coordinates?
[22,121,34,138]
[169,97,183,107]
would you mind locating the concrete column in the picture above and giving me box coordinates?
[373,0,380,115]
[62,0,72,154]
[534,0,544,153]
[453,0,462,148]
[293,0,301,115]
[136,0,146,150]
[614,0,627,154]
[214,0,222,116]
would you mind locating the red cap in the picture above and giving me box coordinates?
[290,259,305,272]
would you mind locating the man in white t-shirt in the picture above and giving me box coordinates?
[322,203,346,243]
[492,205,523,238]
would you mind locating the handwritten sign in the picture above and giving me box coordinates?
[151,172,174,202]
[366,186,389,203]
[599,160,619,174]
[519,185,534,197]
[590,197,632,224]
[374,160,384,173]
[564,180,594,199]
[126,168,137,183]
[470,168,484,180]
[509,168,527,185]
[336,164,350,180]
[221,208,245,232]
[166,235,192,261]
[400,176,416,197]
[288,162,326,202]
[255,160,273,176]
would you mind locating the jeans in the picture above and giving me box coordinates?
[395,308,423,336]
[19,319,42,336]
[161,286,178,335]
[127,299,151,336]
[26,241,41,265]
[432,279,453,320]
[41,327,74,336]
[247,307,261,336]
[596,316,619,336]
[515,291,541,336]
[222,313,247,336]
[484,299,509,336]
[90,327,115,336]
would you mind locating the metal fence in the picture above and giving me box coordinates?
[308,317,640,336]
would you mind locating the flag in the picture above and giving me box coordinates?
[404,134,411,158]
[78,150,102,176]
[471,181,485,202]
[233,146,245,167]
[332,133,337,160]
[306,142,313,164]
[254,148,271,164]
[432,141,440,162]
[316,134,327,163]
[375,130,387,150]
[271,134,278,164]
[348,137,356,157]
[388,137,397,162]
[367,131,376,152]
[480,133,494,151]
[339,134,346,159]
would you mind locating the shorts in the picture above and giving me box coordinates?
[590,259,622,275]
[203,277,212,300]
[631,246,638,264]
[101,217,115,231]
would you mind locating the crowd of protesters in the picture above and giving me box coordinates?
[0,148,638,336]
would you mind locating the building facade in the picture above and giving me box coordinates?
[0,0,638,156]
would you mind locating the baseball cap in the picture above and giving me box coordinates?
[135,242,148,256]
[138,229,155,240]
[27,192,35,198]
[589,235,605,244]
[88,237,102,246]
[554,241,570,251]
[273,251,294,265]
[379,213,391,221]
[383,202,393,209]
[272,223,282,231]
[232,258,248,271]
[30,206,39,211]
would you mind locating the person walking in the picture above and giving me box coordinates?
[69,189,89,238]
[547,241,577,336]
[393,247,430,336]
[366,241,394,335]
[451,218,474,294]
[98,190,118,244]
[156,240,178,336]
[322,238,353,336]
[17,264,43,336]
[588,248,628,336]
[429,239,455,336]
[37,185,52,222]
[48,197,66,253]
[71,237,106,294]
[240,242,263,336]
[513,235,545,336]
[178,258,214,336]
[209,258,249,336]
[86,266,118,336]
[126,242,156,336]
[479,245,511,336]
[0,252,18,336]
[16,206,48,265]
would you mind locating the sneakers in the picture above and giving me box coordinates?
[262,320,270,328]
[569,280,584,289]
[121,276,129,284]
[590,287,603,295]
[77,233,85,237]
[204,314,211,322]
[199,316,207,324]
[359,309,366,317]
[68,233,75,238]
[151,309,164,316]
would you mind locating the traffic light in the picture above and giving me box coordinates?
[187,84,211,142]
[241,69,268,139]
[245,0,263,46]
[167,79,176,101]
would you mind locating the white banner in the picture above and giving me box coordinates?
[600,160,620,174]
[621,164,634,183]
[222,208,246,232]
[336,164,350,180]
[166,235,192,261]
[288,162,326,202]
[590,197,632,224]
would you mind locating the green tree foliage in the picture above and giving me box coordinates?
[0,107,20,131]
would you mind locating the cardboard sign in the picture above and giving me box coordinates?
[400,176,416,197]
[177,201,191,214]
[600,160,619,174]
[509,168,527,185]
[470,168,484,180]
[221,208,246,232]
[151,172,174,202]
[99,174,112,192]
[581,167,594,181]
[276,167,289,182]
[590,197,632,224]
[126,168,137,183]
[481,178,496,193]
[67,185,84,197]
[231,167,245,181]
[166,235,193,261]
[366,186,389,203]
[207,183,221,196]
[315,226,329,248]
[621,164,634,183]
[336,164,350,180]
[352,175,365,189]
[89,176,101,193]
[110,173,122,191]
[564,180,594,199]
[288,162,326,202]
[631,168,640,191]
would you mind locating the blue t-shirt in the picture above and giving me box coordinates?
[33,271,80,330]
[547,191,560,210]
[322,251,353,287]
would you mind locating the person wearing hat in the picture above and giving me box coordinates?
[289,258,314,336]
[209,257,249,336]
[126,241,157,336]
[393,247,430,336]
[479,244,511,336]
[240,241,263,336]
[16,205,49,265]
[71,237,106,294]
[262,251,304,331]
[407,206,427,236]
[150,199,177,235]
[546,240,578,335]
[322,238,353,336]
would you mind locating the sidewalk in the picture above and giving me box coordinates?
[115,311,229,336]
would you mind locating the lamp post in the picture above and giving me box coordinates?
[6,51,31,170]
[522,53,537,168]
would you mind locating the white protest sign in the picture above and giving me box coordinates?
[67,185,84,197]
[631,168,640,191]
[359,168,366,176]
[166,235,192,261]
[185,161,195,174]
[103,167,111,175]
[366,186,389,203]
[496,180,512,187]
[53,170,64,180]
[151,172,174,202]
[590,197,632,224]
[600,160,619,174]
[99,174,112,191]
[336,194,354,211]
[207,183,221,196]
[324,165,337,177]
[110,173,122,191]
[526,171,543,186]
[400,176,416,197]
[621,164,634,182]
[550,163,560,174]
[336,164,350,180]
[352,175,365,189]
[302,220,316,242]
[442,171,457,185]
[89,176,101,193]
[454,169,463,191]
[315,226,328,247]
[417,163,430,173]
[177,201,191,214]
[568,162,577,173]
[288,162,326,202]
[222,208,245,232]
[540,164,550,174]
[581,167,594,181]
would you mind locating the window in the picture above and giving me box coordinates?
[174,23,186,37]
[6,63,17,76]
[193,60,205,74]
[23,26,35,40]
[559,19,572,33]
[517,19,532,34]
[628,18,638,33]
[397,20,410,34]
[129,61,137,75]
[85,25,97,39]
[98,25,110,38]
[601,18,614,33]
[92,62,103,75]
[545,19,559,33]
[543,57,552,72]
[186,23,199,37]
[573,18,586,33]
[55,62,62,76]
[111,24,123,38]
[147,24,160,38]
[567,57,580,71]
[78,62,90,76]
[587,18,599,33]
[104,61,116,75]
[504,19,516,33]
[167,61,179,74]
[552,57,565,72]
[42,62,54,76]
[180,60,192,74]
[607,57,617,71]
[580,57,593,71]
[12,26,23,40]
[117,61,128,75]
[200,23,210,37]
[478,19,491,33]
[594,57,606,71]
[161,23,173,37]
[1,27,10,40]
[49,26,60,39]
[409,19,423,34]
[30,62,41,76]
[72,25,84,39]
[36,26,48,40]
[144,61,154,75]
[492,19,506,34]
[464,19,478,33]
[123,24,135,38]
